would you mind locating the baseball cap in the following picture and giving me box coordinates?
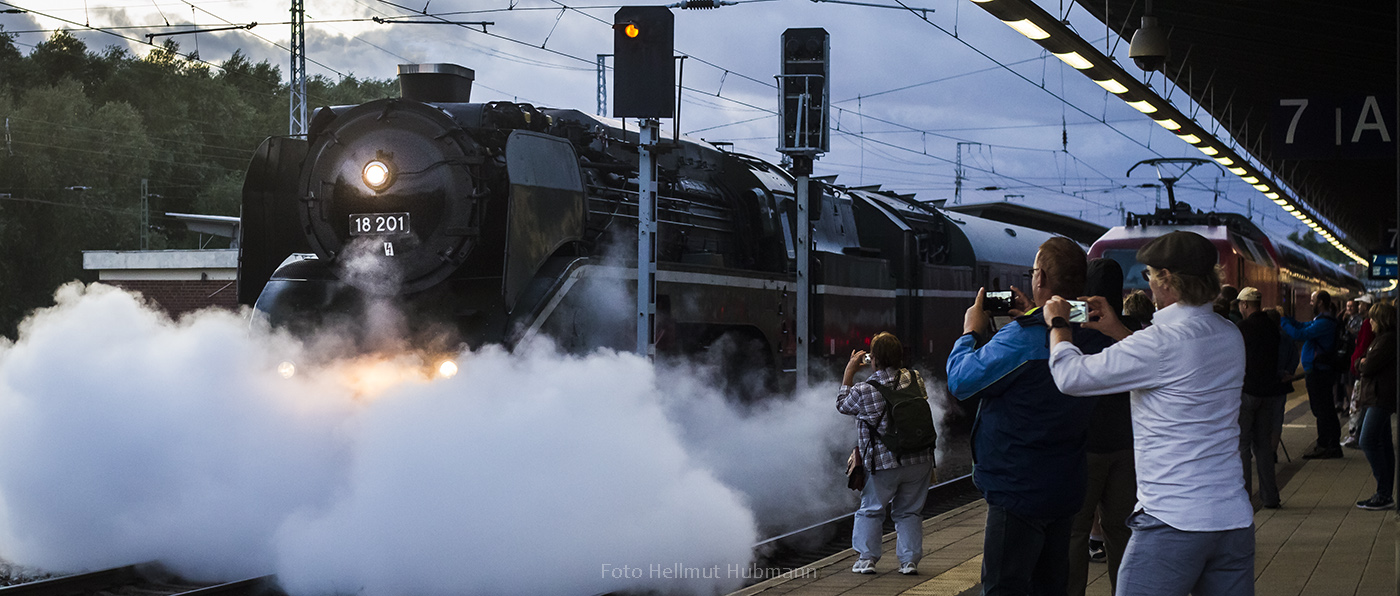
[1357,294,1374,304]
[1136,231,1218,277]
[1238,287,1262,302]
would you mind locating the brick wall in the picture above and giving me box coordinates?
[105,279,240,319]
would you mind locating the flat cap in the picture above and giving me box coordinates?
[1136,231,1218,277]
[1238,287,1261,302]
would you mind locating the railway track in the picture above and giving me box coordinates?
[749,473,979,579]
[0,564,282,596]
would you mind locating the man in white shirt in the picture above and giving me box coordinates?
[1041,231,1254,596]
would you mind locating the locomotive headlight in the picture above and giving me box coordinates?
[438,360,459,379]
[362,160,392,190]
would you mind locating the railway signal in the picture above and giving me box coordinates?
[612,6,674,119]
[777,27,830,393]
[613,6,674,359]
[778,28,829,155]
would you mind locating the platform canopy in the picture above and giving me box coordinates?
[1073,1,1396,252]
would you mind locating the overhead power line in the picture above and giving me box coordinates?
[146,22,256,43]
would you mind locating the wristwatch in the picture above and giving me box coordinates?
[1050,316,1070,329]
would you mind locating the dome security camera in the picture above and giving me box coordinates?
[1129,15,1169,72]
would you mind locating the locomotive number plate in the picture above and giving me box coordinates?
[349,212,411,236]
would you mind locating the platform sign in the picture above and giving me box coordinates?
[1369,252,1397,280]
[1273,95,1396,160]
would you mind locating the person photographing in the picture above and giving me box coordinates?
[946,237,1111,595]
[838,332,935,576]
[1042,231,1253,596]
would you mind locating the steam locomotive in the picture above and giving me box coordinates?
[237,63,1061,379]
[237,63,1362,383]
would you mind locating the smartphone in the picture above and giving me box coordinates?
[861,354,871,365]
[1068,300,1088,324]
[984,290,1014,315]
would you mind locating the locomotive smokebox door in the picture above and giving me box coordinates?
[297,99,481,295]
[502,131,586,310]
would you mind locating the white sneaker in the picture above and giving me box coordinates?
[851,559,876,574]
[898,561,918,575]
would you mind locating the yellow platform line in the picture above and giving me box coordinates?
[901,554,982,595]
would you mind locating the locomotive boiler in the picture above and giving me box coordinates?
[237,63,1061,381]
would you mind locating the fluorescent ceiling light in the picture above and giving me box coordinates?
[1093,79,1129,94]
[1228,167,1247,175]
[1252,184,1270,192]
[1003,19,1050,40]
[1155,118,1181,130]
[1127,100,1157,114]
[1282,205,1296,212]
[1264,192,1279,199]
[1272,199,1288,205]
[1198,146,1219,156]
[1241,176,1259,184]
[1053,51,1093,69]
[1215,157,1235,166]
[1176,133,1201,144]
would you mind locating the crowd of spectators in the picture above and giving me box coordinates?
[835,229,1396,592]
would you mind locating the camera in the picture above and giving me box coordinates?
[984,290,1014,315]
[1129,16,1169,72]
[1068,300,1088,324]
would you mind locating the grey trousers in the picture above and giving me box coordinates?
[853,459,933,564]
[1116,511,1254,596]
[1067,449,1137,596]
[1239,392,1286,506]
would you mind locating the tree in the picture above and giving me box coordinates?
[0,31,398,336]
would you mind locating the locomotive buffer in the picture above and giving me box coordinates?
[778,27,829,392]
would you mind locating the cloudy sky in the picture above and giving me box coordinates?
[1,0,1308,237]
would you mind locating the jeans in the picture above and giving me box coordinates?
[853,459,933,564]
[1239,392,1286,506]
[982,503,1073,596]
[1068,449,1136,596]
[1306,368,1341,449]
[1116,511,1254,596]
[1359,407,1395,500]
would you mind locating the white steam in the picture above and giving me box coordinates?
[653,361,853,533]
[0,282,794,595]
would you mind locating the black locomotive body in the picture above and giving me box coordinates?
[238,64,1058,379]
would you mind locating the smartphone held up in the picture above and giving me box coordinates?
[984,290,1014,315]
[1067,300,1088,323]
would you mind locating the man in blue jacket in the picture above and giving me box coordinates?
[1282,290,1344,459]
[947,237,1111,595]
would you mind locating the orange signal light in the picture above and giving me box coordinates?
[624,23,639,38]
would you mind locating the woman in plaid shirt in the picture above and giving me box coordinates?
[838,332,935,576]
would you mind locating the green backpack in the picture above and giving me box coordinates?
[865,374,937,456]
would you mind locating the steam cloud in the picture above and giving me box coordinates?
[0,282,857,595]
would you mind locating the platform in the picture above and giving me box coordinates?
[731,388,1397,596]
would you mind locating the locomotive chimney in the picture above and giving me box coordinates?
[397,63,475,103]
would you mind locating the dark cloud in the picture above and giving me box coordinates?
[15,0,1282,231]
